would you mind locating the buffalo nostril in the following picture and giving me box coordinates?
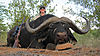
[57,34,60,37]
[64,34,66,37]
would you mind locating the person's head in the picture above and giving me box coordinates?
[39,6,46,16]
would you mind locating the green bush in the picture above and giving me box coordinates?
[0,32,7,43]
[73,29,100,48]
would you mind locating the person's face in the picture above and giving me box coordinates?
[40,8,46,16]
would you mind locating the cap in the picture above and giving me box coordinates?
[40,6,45,10]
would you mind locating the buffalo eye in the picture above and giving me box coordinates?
[62,24,65,27]
[61,22,66,27]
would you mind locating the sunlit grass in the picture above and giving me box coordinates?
[73,29,100,48]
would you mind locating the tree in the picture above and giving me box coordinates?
[0,3,8,35]
[0,2,8,42]
[69,0,100,29]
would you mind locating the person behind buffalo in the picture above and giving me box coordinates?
[39,6,46,16]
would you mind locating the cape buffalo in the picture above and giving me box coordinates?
[7,14,90,49]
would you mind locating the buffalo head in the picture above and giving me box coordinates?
[47,21,71,44]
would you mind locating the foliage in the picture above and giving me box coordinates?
[0,3,8,36]
[0,3,8,43]
[70,0,100,29]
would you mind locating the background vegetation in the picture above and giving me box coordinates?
[0,0,100,47]
[73,29,100,48]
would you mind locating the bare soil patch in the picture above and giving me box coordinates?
[0,43,100,56]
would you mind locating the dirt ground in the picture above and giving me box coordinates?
[0,43,100,56]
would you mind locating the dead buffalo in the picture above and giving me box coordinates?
[7,14,90,49]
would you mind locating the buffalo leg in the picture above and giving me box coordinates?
[46,43,56,50]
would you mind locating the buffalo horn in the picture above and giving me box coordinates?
[25,17,59,33]
[60,17,90,34]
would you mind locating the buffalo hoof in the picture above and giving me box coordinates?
[46,43,56,50]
